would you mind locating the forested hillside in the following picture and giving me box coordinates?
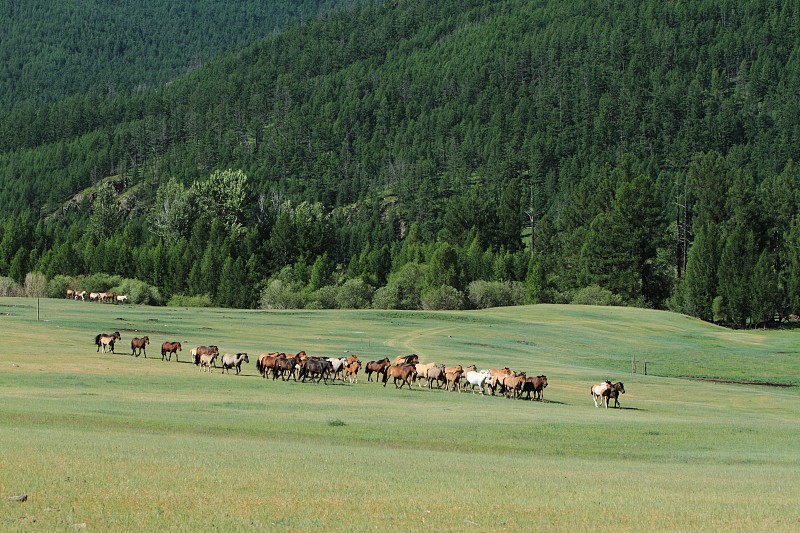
[1,0,799,327]
[0,0,352,108]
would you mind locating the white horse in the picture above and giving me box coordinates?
[464,369,492,394]
[326,357,348,381]
[116,294,128,304]
[591,381,613,408]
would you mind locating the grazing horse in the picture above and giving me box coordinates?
[95,332,121,353]
[221,353,249,375]
[130,336,150,357]
[383,364,417,389]
[66,289,75,299]
[365,358,391,382]
[161,341,182,362]
[608,382,625,408]
[591,381,614,408]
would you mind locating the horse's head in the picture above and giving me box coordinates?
[616,382,625,394]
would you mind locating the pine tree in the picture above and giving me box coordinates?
[683,223,719,321]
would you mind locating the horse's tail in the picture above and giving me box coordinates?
[95,334,101,346]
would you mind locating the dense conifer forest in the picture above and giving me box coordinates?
[1,0,798,327]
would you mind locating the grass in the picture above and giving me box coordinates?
[0,298,799,530]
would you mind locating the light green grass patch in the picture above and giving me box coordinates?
[0,298,798,530]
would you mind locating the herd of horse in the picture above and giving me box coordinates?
[68,289,128,304]
[92,331,627,407]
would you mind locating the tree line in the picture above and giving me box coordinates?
[0,0,799,326]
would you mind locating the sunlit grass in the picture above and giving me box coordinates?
[0,298,798,530]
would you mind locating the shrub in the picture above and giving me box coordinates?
[24,272,47,298]
[0,277,24,297]
[466,280,525,309]
[372,263,425,310]
[307,285,339,309]
[571,285,623,306]
[111,278,164,305]
[335,278,374,309]
[167,293,213,307]
[372,284,401,309]
[422,285,465,310]
[47,275,75,298]
[260,279,307,309]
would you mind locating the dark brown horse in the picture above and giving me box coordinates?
[608,382,625,408]
[130,336,150,357]
[520,375,548,401]
[273,355,300,381]
[365,357,391,382]
[161,341,182,361]
[95,332,121,353]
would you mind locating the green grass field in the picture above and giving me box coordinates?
[1,298,798,531]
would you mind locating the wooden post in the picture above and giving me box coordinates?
[644,358,648,376]
[632,354,636,374]
[37,298,40,321]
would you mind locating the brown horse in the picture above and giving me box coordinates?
[130,336,150,357]
[192,345,219,366]
[256,352,284,378]
[95,331,121,353]
[394,354,419,366]
[520,375,548,401]
[273,355,300,381]
[383,364,417,389]
[365,357,391,382]
[161,341,182,361]
[608,382,625,408]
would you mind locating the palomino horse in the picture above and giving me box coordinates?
[95,332,121,353]
[161,341,182,361]
[591,380,613,408]
[130,336,150,357]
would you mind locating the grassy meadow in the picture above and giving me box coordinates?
[0,297,798,531]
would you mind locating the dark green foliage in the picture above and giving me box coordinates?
[1,0,799,320]
[0,1,354,109]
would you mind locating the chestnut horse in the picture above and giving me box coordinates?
[161,341,182,361]
[130,336,150,357]
[383,364,417,389]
